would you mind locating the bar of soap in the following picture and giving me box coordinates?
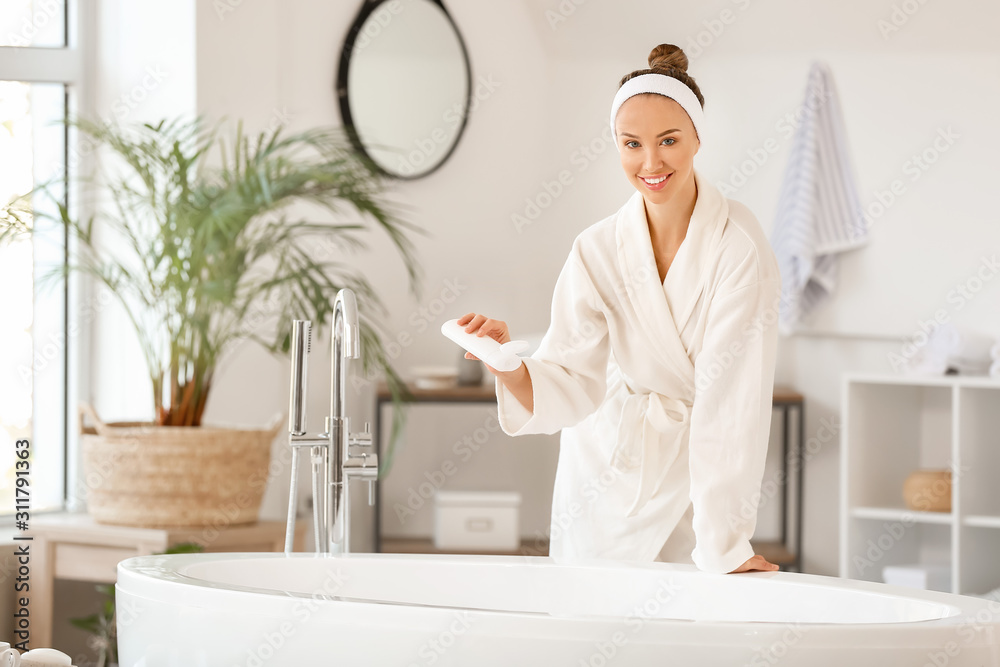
[441,319,528,372]
[21,648,74,666]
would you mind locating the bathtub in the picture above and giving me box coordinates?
[116,552,1000,666]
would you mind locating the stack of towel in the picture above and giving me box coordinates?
[901,323,996,376]
[971,584,1000,602]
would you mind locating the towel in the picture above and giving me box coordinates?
[971,584,1000,602]
[770,61,869,334]
[901,323,994,376]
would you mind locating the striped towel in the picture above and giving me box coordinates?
[770,61,868,334]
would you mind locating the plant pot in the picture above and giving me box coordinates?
[79,403,282,528]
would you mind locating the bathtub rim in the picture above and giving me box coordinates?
[116,551,1000,629]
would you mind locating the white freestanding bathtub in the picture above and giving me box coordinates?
[116,552,1000,666]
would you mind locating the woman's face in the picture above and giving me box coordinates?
[615,93,700,205]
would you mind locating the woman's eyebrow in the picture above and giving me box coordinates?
[618,128,682,138]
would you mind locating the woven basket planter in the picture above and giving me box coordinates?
[79,403,283,528]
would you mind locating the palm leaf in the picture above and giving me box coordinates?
[0,115,424,469]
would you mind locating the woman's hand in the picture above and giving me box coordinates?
[728,554,780,574]
[458,312,534,412]
[457,312,512,375]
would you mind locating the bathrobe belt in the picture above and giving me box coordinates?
[610,390,693,517]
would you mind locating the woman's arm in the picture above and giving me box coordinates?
[496,363,534,413]
[466,237,611,437]
[686,276,783,574]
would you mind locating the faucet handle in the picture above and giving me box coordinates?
[348,421,373,449]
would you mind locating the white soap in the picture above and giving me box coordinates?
[20,648,74,666]
[441,319,529,372]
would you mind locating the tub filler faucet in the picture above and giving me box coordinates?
[284,288,377,554]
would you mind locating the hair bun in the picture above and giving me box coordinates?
[648,44,688,73]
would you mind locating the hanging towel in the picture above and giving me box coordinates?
[770,61,869,335]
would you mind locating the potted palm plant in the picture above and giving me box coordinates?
[0,116,421,527]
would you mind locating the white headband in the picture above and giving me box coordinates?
[610,73,704,151]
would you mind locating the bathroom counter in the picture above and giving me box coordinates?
[25,512,307,649]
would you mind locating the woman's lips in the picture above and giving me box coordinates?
[640,173,671,191]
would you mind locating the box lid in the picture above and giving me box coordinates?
[883,564,951,575]
[435,490,522,507]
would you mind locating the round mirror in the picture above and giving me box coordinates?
[337,0,472,180]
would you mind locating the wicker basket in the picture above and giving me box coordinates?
[79,403,283,528]
[903,469,952,513]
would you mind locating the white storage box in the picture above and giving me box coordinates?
[882,564,952,592]
[434,491,521,551]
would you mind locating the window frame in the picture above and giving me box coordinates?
[0,0,96,517]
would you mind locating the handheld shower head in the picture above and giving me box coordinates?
[334,289,360,359]
[288,320,312,435]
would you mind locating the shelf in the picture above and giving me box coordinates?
[772,385,804,405]
[849,512,1000,529]
[380,381,808,404]
[382,536,549,557]
[844,373,1000,388]
[958,385,1000,518]
[381,537,797,567]
[376,382,495,402]
[842,374,1000,594]
[851,506,953,524]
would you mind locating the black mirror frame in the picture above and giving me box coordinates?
[336,0,473,180]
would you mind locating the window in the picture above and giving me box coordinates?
[0,0,66,48]
[0,0,89,515]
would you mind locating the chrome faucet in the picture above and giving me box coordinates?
[284,288,378,554]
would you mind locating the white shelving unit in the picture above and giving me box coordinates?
[840,373,1000,595]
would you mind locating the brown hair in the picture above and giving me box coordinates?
[619,44,705,109]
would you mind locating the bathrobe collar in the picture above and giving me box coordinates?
[614,168,729,379]
[611,169,730,516]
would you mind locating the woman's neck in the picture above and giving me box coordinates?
[644,175,698,247]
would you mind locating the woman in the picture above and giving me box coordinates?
[460,44,782,574]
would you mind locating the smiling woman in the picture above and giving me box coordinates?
[615,94,701,281]
[459,43,784,575]
[613,45,705,281]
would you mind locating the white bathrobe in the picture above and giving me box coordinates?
[496,169,782,574]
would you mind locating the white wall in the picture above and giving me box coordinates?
[89,0,197,424]
[86,0,1000,577]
